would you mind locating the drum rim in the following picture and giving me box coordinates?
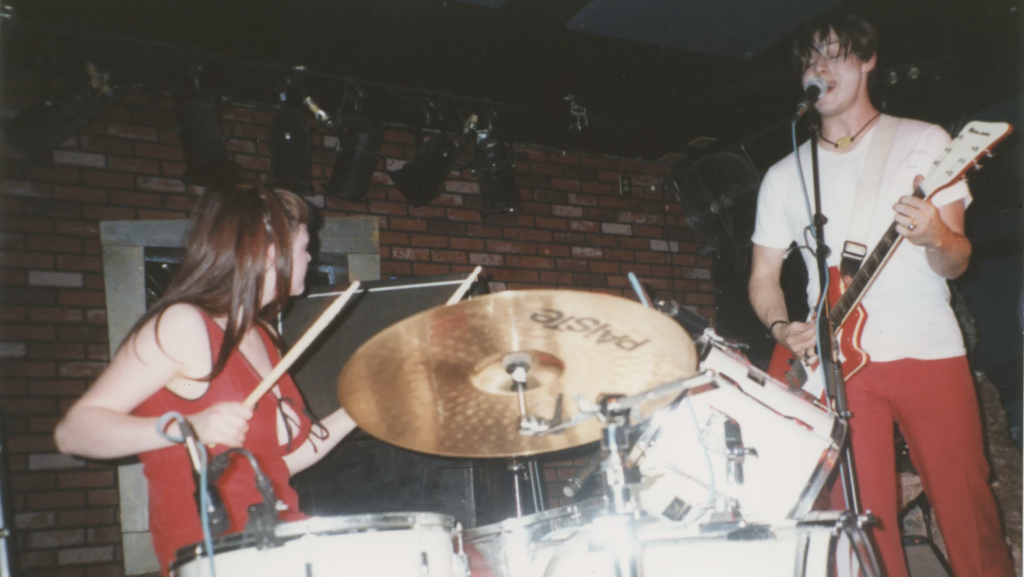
[172,511,457,566]
[465,498,606,540]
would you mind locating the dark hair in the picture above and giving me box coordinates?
[123,175,309,380]
[792,12,879,72]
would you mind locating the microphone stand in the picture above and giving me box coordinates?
[807,129,862,515]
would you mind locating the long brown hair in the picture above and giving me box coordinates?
[123,176,309,380]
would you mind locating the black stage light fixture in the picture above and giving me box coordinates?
[474,136,520,214]
[177,97,237,186]
[5,63,124,163]
[271,107,312,194]
[323,123,383,201]
[389,132,459,206]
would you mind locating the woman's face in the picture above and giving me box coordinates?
[262,224,311,306]
[289,224,311,297]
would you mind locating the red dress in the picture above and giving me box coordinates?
[134,313,313,575]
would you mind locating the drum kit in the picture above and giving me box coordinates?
[172,289,881,577]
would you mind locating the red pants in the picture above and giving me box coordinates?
[830,357,1013,577]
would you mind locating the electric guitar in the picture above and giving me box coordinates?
[766,120,1013,395]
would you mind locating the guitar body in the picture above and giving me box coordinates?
[766,267,869,391]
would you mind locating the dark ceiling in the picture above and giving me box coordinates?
[3,0,1022,161]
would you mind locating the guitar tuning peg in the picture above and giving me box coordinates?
[972,163,983,171]
[985,151,995,158]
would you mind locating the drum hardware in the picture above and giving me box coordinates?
[561,451,602,498]
[723,417,756,486]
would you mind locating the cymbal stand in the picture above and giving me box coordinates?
[505,353,546,516]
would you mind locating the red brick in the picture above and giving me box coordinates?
[380,261,412,275]
[1,324,56,341]
[469,253,503,266]
[391,247,430,261]
[78,137,133,156]
[137,176,186,193]
[133,142,184,161]
[56,255,102,272]
[162,161,187,177]
[86,345,109,361]
[448,237,485,251]
[431,250,467,264]
[25,198,81,218]
[28,343,85,360]
[505,256,554,269]
[86,526,121,544]
[58,362,107,378]
[27,529,85,549]
[686,293,715,305]
[58,471,114,489]
[486,240,536,254]
[539,271,574,285]
[490,268,540,283]
[408,234,447,248]
[82,205,135,221]
[447,208,482,222]
[412,263,451,275]
[28,489,85,510]
[226,138,256,153]
[16,512,55,530]
[79,169,132,191]
[1,305,25,321]
[550,178,581,192]
[571,247,603,259]
[409,205,446,219]
[233,124,270,139]
[107,156,160,174]
[110,190,160,208]
[30,380,88,396]
[58,326,107,341]
[107,124,158,141]
[535,216,568,230]
[0,215,52,233]
[3,180,53,198]
[26,165,80,184]
[555,258,588,272]
[0,251,53,268]
[11,472,56,491]
[87,490,118,507]
[531,163,563,177]
[580,156,612,169]
[502,228,552,242]
[58,545,114,565]
[54,220,100,237]
[389,217,428,232]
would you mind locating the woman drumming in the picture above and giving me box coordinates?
[54,177,357,574]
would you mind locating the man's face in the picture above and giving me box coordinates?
[801,30,876,118]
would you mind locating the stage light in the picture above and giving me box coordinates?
[322,123,382,201]
[270,108,312,194]
[5,63,123,163]
[474,136,520,214]
[388,132,459,206]
[176,97,237,186]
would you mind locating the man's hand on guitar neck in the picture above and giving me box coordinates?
[775,320,818,365]
[893,175,972,279]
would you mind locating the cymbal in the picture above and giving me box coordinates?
[337,290,697,458]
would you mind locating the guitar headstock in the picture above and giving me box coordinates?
[920,121,1013,198]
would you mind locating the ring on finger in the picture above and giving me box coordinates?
[907,218,917,231]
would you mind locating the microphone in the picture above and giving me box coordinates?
[793,77,828,122]
[562,451,603,498]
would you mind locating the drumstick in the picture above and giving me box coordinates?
[242,280,362,409]
[445,266,483,306]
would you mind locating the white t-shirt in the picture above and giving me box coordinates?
[751,117,969,362]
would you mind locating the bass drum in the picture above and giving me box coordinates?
[465,499,605,577]
[537,514,879,577]
[171,512,467,577]
[631,339,845,524]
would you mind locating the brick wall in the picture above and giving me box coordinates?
[0,84,714,576]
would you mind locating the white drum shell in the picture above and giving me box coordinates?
[634,343,844,524]
[171,513,464,577]
[536,520,855,577]
[465,500,605,577]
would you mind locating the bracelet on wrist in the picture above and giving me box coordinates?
[768,319,790,333]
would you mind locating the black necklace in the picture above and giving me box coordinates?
[819,112,882,149]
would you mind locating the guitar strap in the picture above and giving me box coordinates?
[839,114,900,279]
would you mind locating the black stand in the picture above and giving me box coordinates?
[807,130,863,515]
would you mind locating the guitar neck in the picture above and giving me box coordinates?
[828,186,927,328]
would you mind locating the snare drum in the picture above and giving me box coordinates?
[465,499,605,577]
[632,340,845,524]
[171,512,466,577]
[537,514,875,577]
